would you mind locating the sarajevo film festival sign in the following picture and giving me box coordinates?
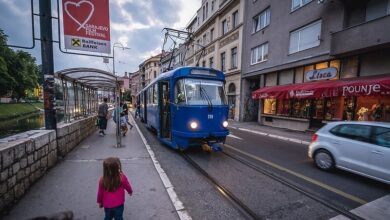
[62,0,110,54]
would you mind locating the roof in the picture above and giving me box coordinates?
[55,68,118,90]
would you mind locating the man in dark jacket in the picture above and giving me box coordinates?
[98,98,109,136]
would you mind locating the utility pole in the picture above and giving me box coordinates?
[40,0,56,130]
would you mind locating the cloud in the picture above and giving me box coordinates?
[0,0,201,77]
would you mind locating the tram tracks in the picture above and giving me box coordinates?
[222,149,366,220]
[181,149,366,220]
[180,152,263,220]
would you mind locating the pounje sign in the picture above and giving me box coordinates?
[62,0,110,54]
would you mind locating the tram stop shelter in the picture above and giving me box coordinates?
[55,68,124,147]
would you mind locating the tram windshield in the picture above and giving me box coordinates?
[174,78,226,105]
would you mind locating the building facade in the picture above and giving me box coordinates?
[185,0,245,121]
[139,54,161,88]
[129,70,140,103]
[241,0,390,131]
[160,44,187,73]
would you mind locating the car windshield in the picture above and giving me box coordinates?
[174,78,226,105]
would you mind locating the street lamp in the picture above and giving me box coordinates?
[112,43,130,148]
[113,42,131,76]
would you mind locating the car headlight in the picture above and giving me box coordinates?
[190,121,198,130]
[222,121,228,128]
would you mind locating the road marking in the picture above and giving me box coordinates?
[130,114,192,220]
[230,127,310,145]
[224,144,367,205]
[227,134,243,140]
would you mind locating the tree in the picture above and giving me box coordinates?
[122,90,132,102]
[0,28,39,101]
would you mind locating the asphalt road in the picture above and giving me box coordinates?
[225,127,389,210]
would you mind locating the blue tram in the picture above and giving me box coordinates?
[137,67,229,151]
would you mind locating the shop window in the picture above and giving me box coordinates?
[324,98,343,120]
[277,99,291,116]
[263,98,277,114]
[292,99,311,118]
[355,96,390,122]
[313,98,324,119]
[315,62,328,70]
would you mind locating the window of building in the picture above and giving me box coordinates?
[210,28,214,41]
[253,8,270,33]
[232,10,239,28]
[154,71,156,78]
[263,99,276,114]
[291,0,313,11]
[222,20,228,35]
[203,34,207,45]
[251,43,268,65]
[366,0,390,21]
[221,52,226,71]
[203,6,206,21]
[206,2,209,18]
[209,57,214,68]
[211,0,215,11]
[202,60,206,67]
[289,20,321,54]
[231,47,237,69]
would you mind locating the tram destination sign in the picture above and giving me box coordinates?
[62,0,111,54]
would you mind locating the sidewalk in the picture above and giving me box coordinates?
[4,117,184,220]
[228,120,313,145]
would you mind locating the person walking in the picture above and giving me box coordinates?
[122,102,133,129]
[97,157,133,220]
[98,98,109,136]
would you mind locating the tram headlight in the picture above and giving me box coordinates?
[222,121,228,128]
[190,121,198,130]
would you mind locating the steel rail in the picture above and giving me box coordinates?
[180,152,263,220]
[222,150,365,220]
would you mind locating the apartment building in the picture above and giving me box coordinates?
[160,44,186,73]
[185,0,245,121]
[129,70,140,102]
[242,0,390,131]
[139,54,161,88]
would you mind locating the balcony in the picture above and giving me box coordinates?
[330,15,390,56]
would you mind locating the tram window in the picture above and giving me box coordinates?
[175,79,186,104]
[153,84,158,104]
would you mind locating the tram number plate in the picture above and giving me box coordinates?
[208,114,213,119]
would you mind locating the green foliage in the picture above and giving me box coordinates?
[0,28,40,100]
[122,90,132,102]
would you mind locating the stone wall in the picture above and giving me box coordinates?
[0,130,57,214]
[0,114,99,215]
[56,115,97,157]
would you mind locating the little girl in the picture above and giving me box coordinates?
[97,157,133,220]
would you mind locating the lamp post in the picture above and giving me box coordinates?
[112,43,130,147]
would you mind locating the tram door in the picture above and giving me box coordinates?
[159,81,171,139]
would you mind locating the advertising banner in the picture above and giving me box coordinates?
[62,0,110,54]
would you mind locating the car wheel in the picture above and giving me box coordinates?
[314,149,335,171]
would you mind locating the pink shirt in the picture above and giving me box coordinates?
[97,174,133,208]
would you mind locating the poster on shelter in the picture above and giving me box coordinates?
[62,0,110,54]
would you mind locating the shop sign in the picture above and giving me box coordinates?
[305,67,337,82]
[62,0,111,54]
[289,90,314,98]
[342,84,381,96]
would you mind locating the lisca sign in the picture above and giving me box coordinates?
[62,0,111,54]
[305,67,338,82]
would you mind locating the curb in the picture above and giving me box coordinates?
[231,127,311,145]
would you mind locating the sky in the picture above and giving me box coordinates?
[0,0,200,76]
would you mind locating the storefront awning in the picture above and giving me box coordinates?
[252,74,390,99]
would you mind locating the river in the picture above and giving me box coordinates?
[0,111,64,139]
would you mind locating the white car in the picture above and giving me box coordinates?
[308,121,390,184]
